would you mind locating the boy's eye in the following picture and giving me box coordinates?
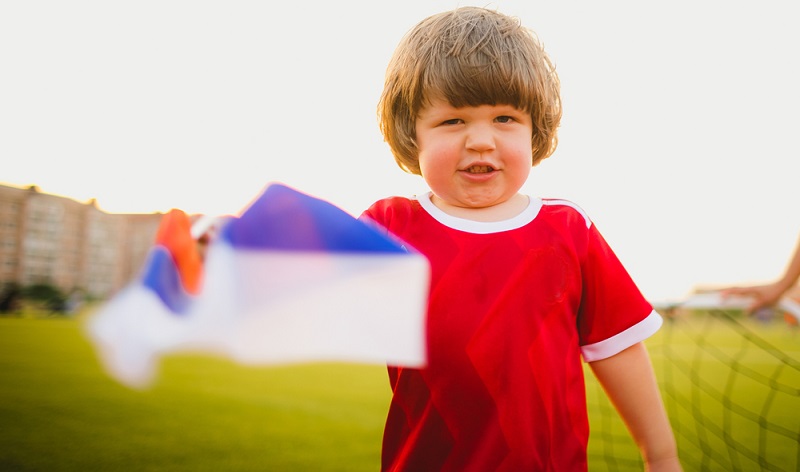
[495,116,514,123]
[441,118,463,125]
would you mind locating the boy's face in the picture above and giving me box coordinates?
[415,99,533,213]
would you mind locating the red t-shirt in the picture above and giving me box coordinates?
[362,193,661,472]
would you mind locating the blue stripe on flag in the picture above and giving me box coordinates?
[220,184,406,253]
[141,246,192,314]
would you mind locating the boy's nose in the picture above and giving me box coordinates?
[465,124,496,153]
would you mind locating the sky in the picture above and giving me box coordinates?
[2,1,798,304]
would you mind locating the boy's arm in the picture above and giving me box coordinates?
[589,342,682,472]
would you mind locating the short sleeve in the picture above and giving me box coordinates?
[577,224,661,362]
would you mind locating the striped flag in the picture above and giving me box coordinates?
[87,183,430,388]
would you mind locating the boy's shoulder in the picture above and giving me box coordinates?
[364,195,418,214]
[539,198,592,229]
[361,195,421,225]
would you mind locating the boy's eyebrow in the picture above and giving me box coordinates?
[417,107,457,120]
[421,102,525,114]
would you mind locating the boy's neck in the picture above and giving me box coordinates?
[429,193,530,222]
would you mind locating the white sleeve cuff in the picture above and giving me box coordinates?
[580,309,663,362]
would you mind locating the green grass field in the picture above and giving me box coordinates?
[1,309,797,471]
[0,313,389,471]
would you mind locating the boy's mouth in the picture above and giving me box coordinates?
[465,165,495,174]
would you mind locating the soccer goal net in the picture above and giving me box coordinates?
[585,295,799,471]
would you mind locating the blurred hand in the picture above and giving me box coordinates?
[191,215,222,262]
[721,282,787,314]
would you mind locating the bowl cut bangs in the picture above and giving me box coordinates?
[379,7,562,175]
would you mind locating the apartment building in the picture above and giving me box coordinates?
[0,184,164,299]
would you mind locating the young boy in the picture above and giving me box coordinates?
[362,7,682,471]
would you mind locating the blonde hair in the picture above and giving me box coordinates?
[378,7,562,175]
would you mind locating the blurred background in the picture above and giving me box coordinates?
[2,0,799,304]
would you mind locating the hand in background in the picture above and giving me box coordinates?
[721,282,789,314]
[722,234,800,314]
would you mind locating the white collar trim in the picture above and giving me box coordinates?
[416,192,542,234]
